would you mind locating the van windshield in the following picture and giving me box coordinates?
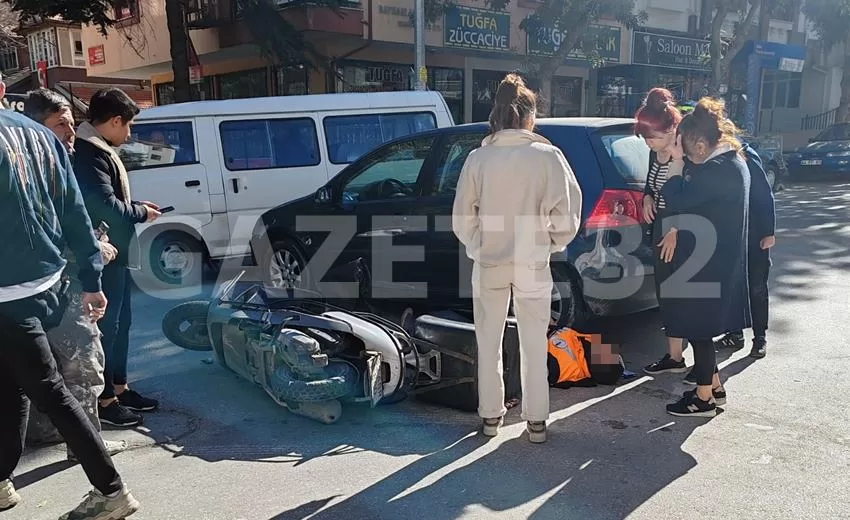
[597,132,650,184]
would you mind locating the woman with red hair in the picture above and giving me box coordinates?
[633,88,689,376]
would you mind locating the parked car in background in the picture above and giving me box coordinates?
[740,133,788,192]
[784,122,850,181]
[249,118,661,328]
[117,91,455,286]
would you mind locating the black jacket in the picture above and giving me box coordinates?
[659,150,752,339]
[741,144,777,244]
[72,138,148,267]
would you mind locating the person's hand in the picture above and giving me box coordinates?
[643,194,657,223]
[144,204,162,223]
[658,227,678,263]
[99,241,118,264]
[668,133,685,162]
[760,235,776,249]
[81,291,107,323]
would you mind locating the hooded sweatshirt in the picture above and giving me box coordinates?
[452,129,583,269]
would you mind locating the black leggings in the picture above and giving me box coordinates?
[690,339,719,387]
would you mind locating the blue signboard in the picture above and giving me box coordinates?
[444,5,510,52]
[527,23,621,63]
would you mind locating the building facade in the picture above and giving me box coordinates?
[79,0,843,138]
[81,0,629,122]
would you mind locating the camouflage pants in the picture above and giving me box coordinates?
[25,280,106,445]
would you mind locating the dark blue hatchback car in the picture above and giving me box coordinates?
[250,118,659,327]
[785,122,850,180]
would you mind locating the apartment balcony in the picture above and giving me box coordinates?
[187,0,233,29]
[217,0,365,48]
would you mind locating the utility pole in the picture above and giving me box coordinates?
[414,0,427,90]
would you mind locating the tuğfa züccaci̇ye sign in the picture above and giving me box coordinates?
[444,5,510,52]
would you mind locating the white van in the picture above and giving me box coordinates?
[118,90,455,286]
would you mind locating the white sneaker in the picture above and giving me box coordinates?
[68,439,128,462]
[59,485,139,520]
[0,479,21,510]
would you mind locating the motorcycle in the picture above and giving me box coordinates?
[161,265,443,424]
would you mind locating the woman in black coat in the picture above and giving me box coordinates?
[659,98,752,418]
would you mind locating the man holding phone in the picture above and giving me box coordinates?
[73,88,162,428]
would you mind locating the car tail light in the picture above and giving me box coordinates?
[586,189,645,229]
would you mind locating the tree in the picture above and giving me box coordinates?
[703,0,762,96]
[804,0,850,122]
[3,0,348,103]
[424,0,645,116]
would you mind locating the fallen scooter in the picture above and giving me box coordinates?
[161,268,443,424]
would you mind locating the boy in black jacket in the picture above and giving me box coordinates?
[73,88,162,428]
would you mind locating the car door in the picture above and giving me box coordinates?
[215,114,327,257]
[334,134,439,301]
[418,131,487,301]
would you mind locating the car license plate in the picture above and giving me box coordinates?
[801,159,822,166]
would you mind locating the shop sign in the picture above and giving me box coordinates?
[631,31,711,71]
[444,6,510,52]
[527,23,621,63]
[88,45,106,66]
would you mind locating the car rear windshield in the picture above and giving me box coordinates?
[596,132,650,185]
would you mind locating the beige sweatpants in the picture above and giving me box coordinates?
[472,263,553,423]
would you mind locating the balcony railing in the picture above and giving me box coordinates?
[187,0,231,28]
[801,107,838,131]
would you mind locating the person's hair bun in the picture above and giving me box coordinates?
[693,97,726,123]
[495,73,523,105]
[644,87,676,112]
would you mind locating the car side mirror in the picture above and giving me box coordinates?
[808,137,815,143]
[315,185,332,204]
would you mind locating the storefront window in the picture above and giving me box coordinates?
[430,68,463,123]
[219,68,269,99]
[276,66,308,96]
[336,61,463,123]
[472,70,510,122]
[337,61,411,92]
[155,77,214,105]
[761,70,801,109]
[551,77,583,117]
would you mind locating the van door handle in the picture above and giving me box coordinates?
[185,180,200,187]
[231,179,239,193]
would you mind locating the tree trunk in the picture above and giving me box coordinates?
[838,45,850,122]
[166,0,192,103]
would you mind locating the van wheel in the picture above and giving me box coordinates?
[262,240,311,291]
[149,231,205,285]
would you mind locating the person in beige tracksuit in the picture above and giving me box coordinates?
[452,73,582,443]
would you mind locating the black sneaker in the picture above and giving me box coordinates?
[666,392,717,417]
[643,354,688,375]
[99,401,143,428]
[118,389,159,412]
[683,368,697,385]
[683,387,726,406]
[750,337,767,359]
[714,332,745,350]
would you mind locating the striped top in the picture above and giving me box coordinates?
[646,158,670,210]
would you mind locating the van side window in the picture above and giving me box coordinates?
[119,122,197,171]
[323,112,437,165]
[220,118,320,171]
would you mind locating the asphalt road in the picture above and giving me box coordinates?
[5,181,850,520]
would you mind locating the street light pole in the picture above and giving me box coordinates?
[414,0,426,90]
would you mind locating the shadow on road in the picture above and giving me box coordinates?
[768,181,850,304]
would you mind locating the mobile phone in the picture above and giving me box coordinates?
[95,221,110,239]
[159,206,175,214]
